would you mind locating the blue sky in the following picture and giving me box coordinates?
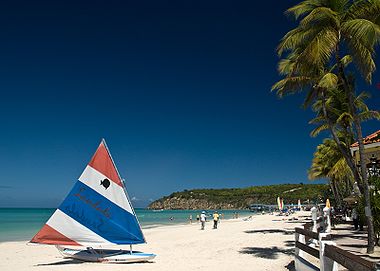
[0,0,379,207]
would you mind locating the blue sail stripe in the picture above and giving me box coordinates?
[58,181,145,244]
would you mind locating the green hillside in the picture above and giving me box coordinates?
[148,183,330,210]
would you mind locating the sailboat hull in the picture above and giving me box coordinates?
[58,247,156,263]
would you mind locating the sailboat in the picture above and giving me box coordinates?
[277,197,282,211]
[30,139,156,263]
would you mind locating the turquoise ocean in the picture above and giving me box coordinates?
[0,208,253,242]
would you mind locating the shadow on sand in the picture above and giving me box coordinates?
[284,240,295,247]
[285,260,295,271]
[239,246,294,259]
[36,259,84,266]
[36,259,156,266]
[244,229,294,235]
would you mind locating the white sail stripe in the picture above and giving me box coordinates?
[47,209,113,246]
[78,165,133,214]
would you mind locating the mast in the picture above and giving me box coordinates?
[101,139,146,243]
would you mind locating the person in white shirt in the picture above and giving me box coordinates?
[200,211,207,230]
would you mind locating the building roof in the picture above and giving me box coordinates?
[351,129,380,147]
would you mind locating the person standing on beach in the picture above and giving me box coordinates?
[189,214,192,224]
[213,211,219,229]
[352,208,359,230]
[200,211,206,230]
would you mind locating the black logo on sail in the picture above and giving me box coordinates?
[100,178,110,189]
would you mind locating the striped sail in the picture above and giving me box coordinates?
[30,140,145,247]
[277,197,281,210]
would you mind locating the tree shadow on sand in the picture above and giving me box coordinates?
[244,229,294,235]
[239,246,294,259]
[284,240,295,247]
[285,260,295,271]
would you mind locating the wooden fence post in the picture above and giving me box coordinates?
[323,207,331,233]
[295,227,304,258]
[319,234,338,271]
[311,207,317,233]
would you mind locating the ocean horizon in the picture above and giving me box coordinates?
[0,208,253,242]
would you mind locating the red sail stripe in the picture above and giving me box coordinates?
[30,224,79,246]
[88,142,123,187]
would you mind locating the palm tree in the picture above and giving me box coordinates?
[272,50,362,190]
[309,138,354,206]
[273,0,380,252]
[309,87,380,205]
[310,88,380,142]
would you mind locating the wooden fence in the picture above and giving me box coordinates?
[294,217,380,271]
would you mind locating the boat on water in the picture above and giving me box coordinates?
[30,139,156,263]
[249,204,274,213]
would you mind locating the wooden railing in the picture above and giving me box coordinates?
[324,244,379,271]
[294,216,379,271]
[294,226,321,271]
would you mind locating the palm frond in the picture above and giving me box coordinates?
[277,58,296,76]
[286,0,324,19]
[299,7,339,28]
[341,55,353,67]
[354,91,371,111]
[345,37,376,83]
[358,110,380,122]
[299,27,338,67]
[342,19,380,49]
[271,76,312,97]
[277,26,322,55]
[327,157,353,181]
[318,72,338,89]
[303,86,320,108]
[310,123,329,137]
[347,0,380,22]
[336,112,353,124]
[309,115,325,124]
[329,0,350,13]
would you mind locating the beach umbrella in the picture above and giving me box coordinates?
[326,199,331,208]
[281,198,284,210]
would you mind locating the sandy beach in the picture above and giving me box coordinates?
[0,211,307,271]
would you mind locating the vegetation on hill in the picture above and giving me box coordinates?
[148,183,330,210]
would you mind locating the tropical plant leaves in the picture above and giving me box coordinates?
[318,73,338,89]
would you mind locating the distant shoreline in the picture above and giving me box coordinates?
[0,208,253,243]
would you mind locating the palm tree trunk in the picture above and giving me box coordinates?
[320,90,362,190]
[346,177,353,197]
[354,117,376,253]
[329,180,338,206]
[333,179,342,207]
[335,46,375,253]
[331,179,342,207]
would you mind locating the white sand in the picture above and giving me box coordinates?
[0,212,307,271]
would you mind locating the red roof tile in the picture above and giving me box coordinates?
[351,129,380,147]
